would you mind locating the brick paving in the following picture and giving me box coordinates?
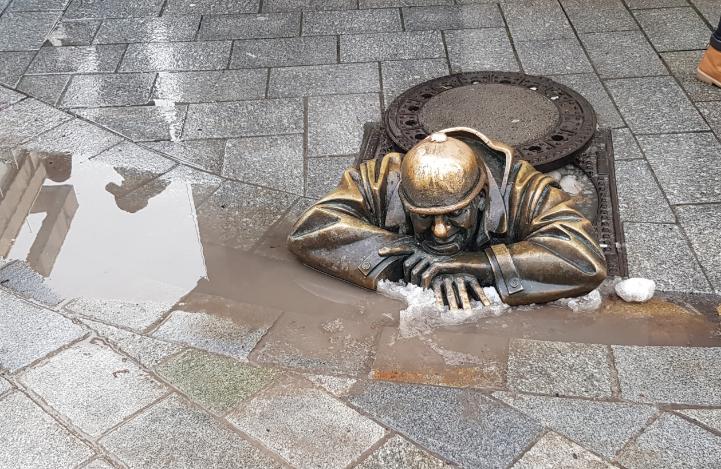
[1,0,721,467]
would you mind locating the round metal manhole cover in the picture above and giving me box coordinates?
[385,71,597,171]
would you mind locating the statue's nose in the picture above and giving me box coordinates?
[432,216,449,239]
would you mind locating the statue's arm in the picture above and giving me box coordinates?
[485,164,607,305]
[287,156,408,289]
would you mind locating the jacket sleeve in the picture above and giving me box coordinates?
[287,153,408,290]
[485,161,607,305]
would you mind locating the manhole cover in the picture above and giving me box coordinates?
[385,72,597,171]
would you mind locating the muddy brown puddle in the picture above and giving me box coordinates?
[1,150,720,382]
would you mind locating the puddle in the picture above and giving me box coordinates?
[1,150,720,380]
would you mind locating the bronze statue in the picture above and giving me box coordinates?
[288,127,607,310]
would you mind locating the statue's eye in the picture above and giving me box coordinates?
[450,209,465,218]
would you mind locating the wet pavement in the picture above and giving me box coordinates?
[2,0,721,468]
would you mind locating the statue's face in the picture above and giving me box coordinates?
[408,194,484,255]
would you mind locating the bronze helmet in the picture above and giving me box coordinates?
[399,132,487,215]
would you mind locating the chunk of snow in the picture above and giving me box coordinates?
[615,278,655,303]
[553,289,602,312]
[559,174,582,195]
[545,170,562,183]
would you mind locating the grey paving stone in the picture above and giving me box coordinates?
[0,85,23,110]
[356,435,449,469]
[495,392,657,459]
[617,413,721,468]
[60,73,155,108]
[78,104,187,141]
[623,222,712,292]
[20,118,122,163]
[697,101,721,138]
[156,349,279,413]
[615,159,675,223]
[0,289,85,371]
[634,7,711,52]
[0,392,93,469]
[152,308,281,359]
[403,4,502,31]
[512,432,614,469]
[80,318,182,368]
[691,0,720,24]
[119,41,232,72]
[559,0,637,33]
[0,12,61,51]
[304,8,402,35]
[264,0,356,11]
[0,98,71,147]
[163,0,260,15]
[94,15,201,44]
[183,98,303,139]
[349,381,543,468]
[101,394,283,469]
[626,0,686,7]
[7,0,69,10]
[381,58,449,105]
[361,0,452,6]
[662,50,721,102]
[307,93,380,157]
[223,134,304,194]
[580,31,668,79]
[83,459,114,469]
[92,141,175,188]
[502,0,575,41]
[143,139,226,173]
[637,132,721,204]
[151,69,266,103]
[0,51,35,87]
[340,30,445,62]
[612,128,643,160]
[0,261,64,306]
[195,180,297,249]
[229,378,384,468]
[119,163,223,207]
[19,341,166,436]
[0,378,10,395]
[516,38,593,75]
[47,20,101,46]
[252,196,315,261]
[306,155,355,198]
[198,12,299,40]
[16,74,69,105]
[65,298,171,332]
[26,45,126,74]
[606,77,708,134]
[677,408,721,433]
[64,0,163,18]
[269,63,380,97]
[674,204,721,292]
[508,339,613,398]
[231,36,336,68]
[445,28,519,73]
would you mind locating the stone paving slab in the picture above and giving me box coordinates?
[356,434,450,469]
[228,377,385,469]
[0,377,10,395]
[142,139,226,174]
[19,340,167,437]
[156,349,279,413]
[580,30,668,79]
[611,128,644,160]
[361,0,453,6]
[495,391,657,459]
[501,0,575,42]
[662,50,721,102]
[0,261,64,306]
[0,51,35,87]
[307,93,381,156]
[549,73,624,128]
[223,134,304,194]
[559,0,636,34]
[625,0,686,7]
[305,373,356,397]
[151,69,268,103]
[697,101,721,139]
[198,12,300,40]
[78,104,187,141]
[0,289,85,371]
[26,45,127,74]
[252,196,315,261]
[264,0,356,11]
[445,28,519,73]
[20,118,122,163]
[64,0,163,19]
[303,8,402,35]
[163,0,260,15]
[83,459,114,469]
[691,0,720,25]
[306,155,355,198]
[0,11,61,51]
[349,380,543,468]
[624,222,712,293]
[100,394,285,469]
[93,15,201,44]
[47,20,101,47]
[613,345,721,405]
[516,38,593,76]
[617,413,721,469]
[633,7,711,52]
[119,41,232,72]
[91,142,176,192]
[677,409,721,433]
[0,85,23,110]
[0,391,93,469]
[615,159,675,223]
[403,4,503,31]
[0,98,71,147]
[60,73,156,108]
[16,74,69,105]
[676,204,721,292]
[340,30,445,62]
[507,339,613,399]
[65,298,172,332]
[380,58,449,105]
[7,0,70,11]
[268,63,381,98]
[230,36,338,68]
[512,432,614,469]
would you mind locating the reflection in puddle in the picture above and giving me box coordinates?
[0,150,720,377]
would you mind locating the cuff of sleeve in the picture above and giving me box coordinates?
[485,244,524,299]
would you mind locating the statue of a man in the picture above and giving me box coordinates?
[288,127,606,309]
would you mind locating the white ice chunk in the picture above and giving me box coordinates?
[553,288,602,312]
[559,174,582,195]
[545,170,562,183]
[615,278,655,303]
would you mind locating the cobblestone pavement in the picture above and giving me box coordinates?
[1,0,721,468]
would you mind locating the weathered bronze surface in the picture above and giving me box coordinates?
[288,127,607,309]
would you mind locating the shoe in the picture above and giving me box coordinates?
[697,45,721,88]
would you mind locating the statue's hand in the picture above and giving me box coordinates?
[378,239,449,286]
[419,251,494,289]
[431,273,491,310]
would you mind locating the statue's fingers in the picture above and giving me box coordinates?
[432,278,444,308]
[455,277,472,310]
[403,253,422,283]
[468,277,491,306]
[378,245,414,257]
[421,264,440,289]
[443,276,458,310]
[410,258,430,286]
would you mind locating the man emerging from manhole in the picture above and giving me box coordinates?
[288,127,606,310]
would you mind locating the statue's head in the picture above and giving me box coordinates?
[399,132,487,255]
